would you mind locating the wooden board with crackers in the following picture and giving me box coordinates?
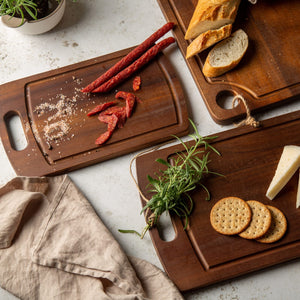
[135,110,300,291]
[210,197,287,243]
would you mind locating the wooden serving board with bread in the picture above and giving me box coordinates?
[136,110,300,291]
[157,0,300,124]
[0,48,189,176]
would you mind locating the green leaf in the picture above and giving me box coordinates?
[23,4,37,19]
[118,229,141,237]
[156,158,171,167]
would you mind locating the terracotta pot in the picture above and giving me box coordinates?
[1,0,66,35]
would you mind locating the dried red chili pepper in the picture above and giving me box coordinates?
[91,37,176,93]
[100,106,127,128]
[91,88,141,145]
[81,22,174,93]
[107,114,119,132]
[114,108,127,128]
[95,130,113,145]
[115,91,128,100]
[98,113,114,124]
[86,100,117,116]
[95,114,119,145]
[115,91,136,118]
[125,93,136,118]
[133,76,141,91]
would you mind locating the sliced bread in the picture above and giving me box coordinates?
[186,24,232,59]
[185,0,241,40]
[202,29,248,77]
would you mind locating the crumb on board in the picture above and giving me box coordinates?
[33,76,85,147]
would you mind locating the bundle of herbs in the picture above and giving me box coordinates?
[120,119,221,239]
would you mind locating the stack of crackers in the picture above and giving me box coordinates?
[210,197,287,243]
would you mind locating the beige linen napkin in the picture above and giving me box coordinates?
[0,175,183,300]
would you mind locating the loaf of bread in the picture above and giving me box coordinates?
[186,24,232,59]
[185,0,241,40]
[202,29,248,77]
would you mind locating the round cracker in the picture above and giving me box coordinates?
[257,205,287,243]
[210,197,252,235]
[239,200,272,239]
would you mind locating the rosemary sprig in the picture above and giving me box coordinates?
[119,119,221,239]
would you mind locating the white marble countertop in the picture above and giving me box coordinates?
[0,1,299,299]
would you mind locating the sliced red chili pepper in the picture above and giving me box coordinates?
[95,130,114,145]
[115,91,128,100]
[107,114,119,132]
[111,108,126,128]
[100,106,127,128]
[87,100,117,116]
[115,107,127,128]
[98,114,113,124]
[125,93,136,118]
[114,91,136,118]
[95,114,119,145]
[92,88,140,145]
[98,113,118,130]
[133,76,141,91]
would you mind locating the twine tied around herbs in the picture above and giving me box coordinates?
[129,143,169,234]
[232,95,260,128]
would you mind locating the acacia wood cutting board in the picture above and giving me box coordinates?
[0,48,189,176]
[136,110,300,291]
[157,0,300,124]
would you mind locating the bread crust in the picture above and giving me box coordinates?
[186,24,232,59]
[203,59,241,77]
[202,29,248,77]
[185,0,241,40]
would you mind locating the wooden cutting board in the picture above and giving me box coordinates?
[157,0,300,124]
[136,110,300,291]
[0,48,189,176]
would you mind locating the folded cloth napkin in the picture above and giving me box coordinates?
[0,175,183,300]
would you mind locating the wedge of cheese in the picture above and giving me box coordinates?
[297,170,300,208]
[266,145,300,200]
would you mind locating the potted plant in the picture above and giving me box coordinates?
[0,0,67,34]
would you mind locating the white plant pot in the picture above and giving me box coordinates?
[1,0,66,35]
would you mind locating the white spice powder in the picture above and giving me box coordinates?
[34,76,85,146]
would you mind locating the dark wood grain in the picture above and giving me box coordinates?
[157,0,300,124]
[136,110,300,291]
[0,48,189,176]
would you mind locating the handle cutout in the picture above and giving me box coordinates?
[157,211,176,242]
[216,90,238,110]
[156,156,177,242]
[4,112,28,151]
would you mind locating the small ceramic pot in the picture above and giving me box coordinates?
[1,0,66,35]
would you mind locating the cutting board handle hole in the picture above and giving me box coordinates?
[157,211,176,242]
[4,112,28,151]
[216,91,239,110]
